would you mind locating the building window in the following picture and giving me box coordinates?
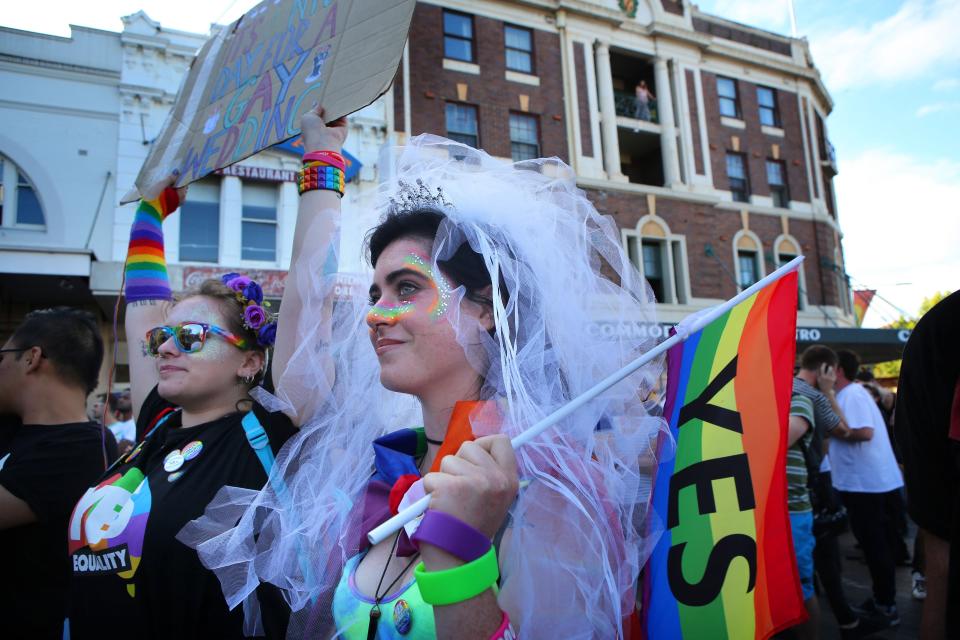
[641,241,666,302]
[443,11,474,62]
[509,113,539,161]
[504,25,533,73]
[446,103,479,148]
[717,76,740,119]
[737,250,760,290]
[726,152,749,202]
[241,182,278,262]
[766,160,789,208]
[671,239,689,304]
[0,156,45,228]
[626,235,639,269]
[757,86,780,127]
[777,247,804,309]
[624,218,691,305]
[179,179,220,262]
[15,171,44,226]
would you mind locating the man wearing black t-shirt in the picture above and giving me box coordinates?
[895,290,960,639]
[0,308,117,639]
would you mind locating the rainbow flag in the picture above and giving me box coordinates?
[852,289,876,326]
[642,269,805,639]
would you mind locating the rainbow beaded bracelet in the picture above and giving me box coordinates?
[297,164,344,197]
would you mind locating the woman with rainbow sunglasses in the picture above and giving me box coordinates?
[178,105,666,640]
[65,164,307,636]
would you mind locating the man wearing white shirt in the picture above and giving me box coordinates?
[105,392,135,454]
[832,349,904,626]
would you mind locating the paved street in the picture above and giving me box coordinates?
[816,528,923,639]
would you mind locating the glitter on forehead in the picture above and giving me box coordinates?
[169,298,224,325]
[403,254,452,319]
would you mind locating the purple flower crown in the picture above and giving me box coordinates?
[221,273,278,348]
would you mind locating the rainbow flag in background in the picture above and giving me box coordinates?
[642,269,805,639]
[852,289,876,327]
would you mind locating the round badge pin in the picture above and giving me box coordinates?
[182,440,203,461]
[393,598,412,635]
[163,450,184,472]
[167,471,184,483]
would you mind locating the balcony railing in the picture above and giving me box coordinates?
[614,90,659,124]
[822,139,838,175]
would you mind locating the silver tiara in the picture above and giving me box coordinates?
[387,179,452,214]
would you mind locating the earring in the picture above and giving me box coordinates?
[241,374,254,384]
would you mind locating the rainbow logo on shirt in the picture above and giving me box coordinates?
[68,468,152,597]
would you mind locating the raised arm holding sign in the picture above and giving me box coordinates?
[123,0,415,203]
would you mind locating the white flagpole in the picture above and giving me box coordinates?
[367,257,805,545]
[787,0,799,37]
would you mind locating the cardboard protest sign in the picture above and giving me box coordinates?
[123,0,415,202]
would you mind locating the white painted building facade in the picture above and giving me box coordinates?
[0,12,393,381]
[0,23,121,333]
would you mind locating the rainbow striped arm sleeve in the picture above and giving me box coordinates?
[124,188,180,303]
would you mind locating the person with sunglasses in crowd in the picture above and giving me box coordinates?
[64,173,308,638]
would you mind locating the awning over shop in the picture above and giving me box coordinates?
[0,247,92,277]
[588,320,910,365]
[796,326,910,365]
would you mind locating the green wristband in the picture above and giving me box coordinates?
[414,546,499,606]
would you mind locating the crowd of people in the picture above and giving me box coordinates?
[0,103,956,640]
[784,345,916,639]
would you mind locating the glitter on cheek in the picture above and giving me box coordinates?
[403,254,452,320]
[191,335,231,361]
[366,301,415,326]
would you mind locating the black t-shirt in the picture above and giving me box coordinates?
[67,387,296,639]
[0,418,118,639]
[894,290,960,635]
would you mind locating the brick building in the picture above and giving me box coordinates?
[3,0,906,390]
[391,0,855,328]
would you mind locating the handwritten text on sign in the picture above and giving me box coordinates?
[127,0,415,202]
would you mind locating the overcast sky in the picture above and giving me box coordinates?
[4,0,957,326]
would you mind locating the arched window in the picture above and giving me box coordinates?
[732,230,764,291]
[622,215,690,304]
[0,154,45,228]
[774,234,806,310]
[834,242,852,315]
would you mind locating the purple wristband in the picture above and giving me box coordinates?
[410,509,492,562]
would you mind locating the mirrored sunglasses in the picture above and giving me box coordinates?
[145,323,247,357]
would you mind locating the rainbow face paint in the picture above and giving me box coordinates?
[403,254,452,319]
[366,301,415,326]
[366,253,454,329]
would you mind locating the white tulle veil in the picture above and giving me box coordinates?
[179,135,669,639]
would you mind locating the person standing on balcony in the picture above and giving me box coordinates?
[633,79,655,123]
